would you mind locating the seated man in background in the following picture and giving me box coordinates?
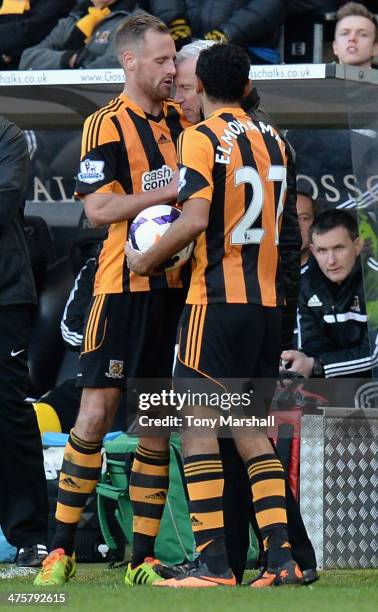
[150,0,287,63]
[0,0,74,70]
[292,185,317,349]
[333,2,378,70]
[281,209,374,381]
[20,0,141,70]
[287,3,377,212]
[296,184,317,272]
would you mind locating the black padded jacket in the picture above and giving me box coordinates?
[0,0,75,56]
[0,116,36,307]
[150,0,287,48]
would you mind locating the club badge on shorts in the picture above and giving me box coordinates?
[105,360,125,379]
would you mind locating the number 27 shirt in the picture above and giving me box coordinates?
[177,107,291,307]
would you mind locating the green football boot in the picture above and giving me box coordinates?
[34,548,76,586]
[125,557,164,586]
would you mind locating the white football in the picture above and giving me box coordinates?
[128,204,194,270]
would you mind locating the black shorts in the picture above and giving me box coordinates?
[174,303,281,417]
[77,289,185,389]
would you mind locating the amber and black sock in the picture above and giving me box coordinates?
[129,445,169,568]
[247,453,292,569]
[184,453,229,574]
[52,430,102,556]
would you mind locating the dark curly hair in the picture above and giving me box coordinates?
[195,43,250,103]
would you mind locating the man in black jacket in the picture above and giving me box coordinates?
[0,116,49,567]
[149,0,287,62]
[281,209,374,380]
[20,0,141,71]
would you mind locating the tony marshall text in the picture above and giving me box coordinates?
[138,415,275,428]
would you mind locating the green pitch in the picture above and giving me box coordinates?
[0,565,377,612]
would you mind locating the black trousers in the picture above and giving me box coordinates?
[0,305,48,548]
[220,438,316,583]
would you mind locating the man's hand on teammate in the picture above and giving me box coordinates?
[125,243,159,276]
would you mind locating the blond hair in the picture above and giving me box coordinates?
[115,12,170,56]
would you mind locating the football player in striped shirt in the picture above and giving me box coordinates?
[127,42,304,588]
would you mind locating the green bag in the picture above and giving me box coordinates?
[97,433,259,567]
[97,434,197,565]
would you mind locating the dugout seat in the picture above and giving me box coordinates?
[25,201,84,260]
[24,214,56,294]
[282,11,336,63]
[28,255,76,398]
[27,208,106,399]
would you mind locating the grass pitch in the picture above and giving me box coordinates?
[0,565,377,612]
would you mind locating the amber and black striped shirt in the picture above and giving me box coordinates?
[75,93,188,294]
[177,107,290,306]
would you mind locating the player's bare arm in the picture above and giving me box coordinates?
[83,171,179,226]
[126,197,210,275]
